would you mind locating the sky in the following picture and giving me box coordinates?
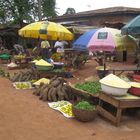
[56,0,140,15]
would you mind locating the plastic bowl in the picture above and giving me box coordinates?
[101,83,129,96]
[132,74,140,82]
[53,62,64,69]
[128,82,140,96]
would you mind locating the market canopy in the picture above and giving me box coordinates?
[18,21,74,40]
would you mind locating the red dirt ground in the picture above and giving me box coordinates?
[0,57,140,140]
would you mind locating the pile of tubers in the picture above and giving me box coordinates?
[11,69,38,82]
[33,76,75,102]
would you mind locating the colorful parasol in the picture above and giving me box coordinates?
[18,21,73,40]
[121,15,140,37]
[73,27,137,52]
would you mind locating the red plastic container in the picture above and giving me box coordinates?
[128,82,140,96]
[132,75,140,82]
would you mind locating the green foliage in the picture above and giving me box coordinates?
[75,81,101,94]
[42,0,57,18]
[0,0,58,25]
[74,101,96,111]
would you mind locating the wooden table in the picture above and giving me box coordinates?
[97,92,140,126]
[109,67,140,75]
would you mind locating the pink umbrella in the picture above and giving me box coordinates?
[88,27,119,52]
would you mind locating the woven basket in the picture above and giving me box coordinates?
[72,106,96,122]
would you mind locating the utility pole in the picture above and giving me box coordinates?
[38,0,42,21]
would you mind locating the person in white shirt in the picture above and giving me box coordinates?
[54,41,65,60]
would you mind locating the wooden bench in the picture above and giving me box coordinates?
[97,92,140,126]
[109,67,140,75]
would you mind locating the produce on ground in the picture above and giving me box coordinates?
[74,101,96,111]
[33,76,75,102]
[11,69,38,82]
[60,104,73,117]
[74,81,101,94]
[48,101,74,118]
[13,82,32,89]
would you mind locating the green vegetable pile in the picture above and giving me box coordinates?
[74,81,101,94]
[74,101,96,111]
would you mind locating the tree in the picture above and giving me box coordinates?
[0,0,33,25]
[42,0,57,19]
[0,0,57,25]
[65,8,76,15]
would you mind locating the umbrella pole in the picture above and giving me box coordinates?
[137,40,140,67]
[103,51,106,76]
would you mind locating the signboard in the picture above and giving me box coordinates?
[98,32,108,39]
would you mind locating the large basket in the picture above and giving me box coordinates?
[72,106,96,122]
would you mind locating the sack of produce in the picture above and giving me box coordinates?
[33,78,50,86]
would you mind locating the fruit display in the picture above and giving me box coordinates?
[13,82,32,89]
[48,101,74,118]
[74,81,101,94]
[50,101,69,108]
[60,104,73,117]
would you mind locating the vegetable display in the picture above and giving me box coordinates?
[74,81,101,94]
[74,101,96,111]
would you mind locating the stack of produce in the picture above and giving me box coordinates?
[35,59,52,66]
[33,76,75,102]
[35,59,53,71]
[74,81,101,94]
[33,78,50,86]
[11,69,38,82]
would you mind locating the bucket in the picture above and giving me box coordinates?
[96,66,109,79]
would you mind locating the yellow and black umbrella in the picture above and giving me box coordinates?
[18,21,73,40]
